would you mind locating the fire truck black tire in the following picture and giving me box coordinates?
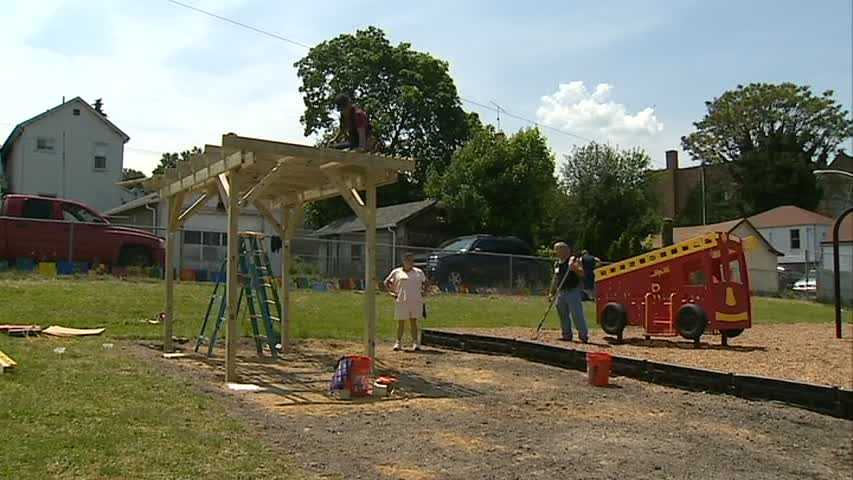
[600,303,627,336]
[676,304,707,340]
[722,328,744,339]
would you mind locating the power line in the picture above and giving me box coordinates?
[167,0,311,49]
[461,96,594,143]
[166,0,594,144]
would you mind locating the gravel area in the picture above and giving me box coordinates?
[140,339,853,480]
[445,323,853,389]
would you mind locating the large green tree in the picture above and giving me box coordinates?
[152,147,202,175]
[682,82,853,215]
[426,127,556,246]
[121,168,145,181]
[560,143,659,260]
[294,27,475,227]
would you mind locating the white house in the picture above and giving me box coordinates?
[748,205,833,272]
[818,215,852,304]
[654,218,782,295]
[0,97,129,212]
[103,193,313,277]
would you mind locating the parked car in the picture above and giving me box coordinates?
[414,235,551,290]
[0,194,165,267]
[792,276,817,293]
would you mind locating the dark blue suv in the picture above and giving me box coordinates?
[415,235,551,291]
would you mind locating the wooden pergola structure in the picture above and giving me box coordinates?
[144,133,415,381]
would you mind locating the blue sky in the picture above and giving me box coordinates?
[1,0,850,174]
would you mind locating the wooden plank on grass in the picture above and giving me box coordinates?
[0,350,18,372]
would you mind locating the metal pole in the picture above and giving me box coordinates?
[832,207,852,339]
[68,222,74,264]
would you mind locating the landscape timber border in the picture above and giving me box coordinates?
[421,329,853,420]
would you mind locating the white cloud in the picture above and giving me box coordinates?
[536,81,664,141]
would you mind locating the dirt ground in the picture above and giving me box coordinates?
[445,323,853,389]
[139,339,852,480]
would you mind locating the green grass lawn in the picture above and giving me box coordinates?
[0,276,840,341]
[0,276,841,479]
[0,338,308,480]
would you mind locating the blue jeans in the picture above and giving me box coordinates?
[556,288,588,341]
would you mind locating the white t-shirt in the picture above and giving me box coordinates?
[384,267,426,304]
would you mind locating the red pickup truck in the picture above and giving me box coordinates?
[0,194,165,267]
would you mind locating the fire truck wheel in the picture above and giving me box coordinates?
[722,328,744,339]
[676,304,707,340]
[600,303,628,336]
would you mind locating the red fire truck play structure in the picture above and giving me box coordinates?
[595,231,752,346]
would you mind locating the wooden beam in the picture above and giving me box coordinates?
[225,172,242,382]
[163,195,178,353]
[280,170,398,207]
[222,134,415,172]
[364,173,377,363]
[279,203,304,353]
[321,163,366,220]
[175,192,209,230]
[216,173,230,204]
[251,199,284,238]
[240,158,293,205]
[286,204,304,236]
[169,192,186,230]
[160,151,249,198]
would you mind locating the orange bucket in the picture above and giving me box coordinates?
[586,352,612,386]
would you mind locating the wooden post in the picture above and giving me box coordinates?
[364,172,377,361]
[280,205,292,351]
[164,196,176,353]
[225,171,241,382]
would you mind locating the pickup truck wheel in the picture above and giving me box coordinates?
[119,246,153,267]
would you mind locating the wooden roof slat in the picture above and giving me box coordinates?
[222,134,415,172]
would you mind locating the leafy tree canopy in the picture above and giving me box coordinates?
[294,27,477,228]
[426,127,556,246]
[121,168,145,181]
[152,147,202,176]
[682,82,852,215]
[560,142,659,260]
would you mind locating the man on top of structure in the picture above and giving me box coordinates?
[329,94,379,152]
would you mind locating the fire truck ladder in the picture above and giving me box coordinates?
[643,292,678,338]
[195,232,281,358]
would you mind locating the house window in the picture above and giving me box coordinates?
[184,230,202,245]
[35,137,56,153]
[93,143,108,170]
[790,229,801,250]
[73,108,81,116]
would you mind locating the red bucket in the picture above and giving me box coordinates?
[330,355,373,398]
[586,352,612,387]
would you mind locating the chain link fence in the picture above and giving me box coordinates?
[0,217,558,293]
[2,216,850,304]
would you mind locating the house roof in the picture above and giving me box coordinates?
[102,192,159,216]
[1,97,130,163]
[671,219,745,243]
[822,215,853,243]
[314,199,437,236]
[654,218,782,255]
[748,205,833,229]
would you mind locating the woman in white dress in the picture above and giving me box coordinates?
[383,252,427,351]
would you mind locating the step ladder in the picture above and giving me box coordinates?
[195,232,282,358]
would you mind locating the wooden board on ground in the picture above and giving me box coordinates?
[42,326,106,337]
[0,350,18,373]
